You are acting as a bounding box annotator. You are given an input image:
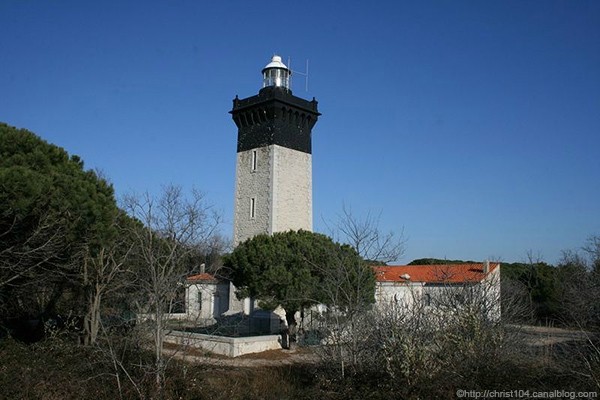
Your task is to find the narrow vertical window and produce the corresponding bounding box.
[251,150,257,171]
[423,293,431,307]
[250,197,256,219]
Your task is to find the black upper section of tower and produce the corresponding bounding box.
[230,86,320,154]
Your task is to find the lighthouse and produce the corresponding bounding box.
[231,55,321,246]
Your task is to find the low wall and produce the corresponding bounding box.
[165,331,282,357]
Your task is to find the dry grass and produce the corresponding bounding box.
[1,326,598,400]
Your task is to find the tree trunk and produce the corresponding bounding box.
[154,302,165,393]
[285,311,297,349]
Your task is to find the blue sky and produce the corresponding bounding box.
[1,0,599,264]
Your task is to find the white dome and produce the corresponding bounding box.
[263,55,289,71]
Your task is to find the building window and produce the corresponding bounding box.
[423,293,431,307]
[251,150,257,171]
[197,292,202,310]
[250,197,256,219]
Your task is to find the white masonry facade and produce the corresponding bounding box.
[233,145,312,245]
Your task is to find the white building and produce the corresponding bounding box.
[373,262,501,321]
[185,272,233,322]
[183,262,501,326]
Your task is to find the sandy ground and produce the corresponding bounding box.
[508,324,592,347]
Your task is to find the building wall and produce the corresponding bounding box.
[271,145,312,234]
[186,283,210,320]
[375,281,424,310]
[186,282,254,321]
[374,265,502,321]
[233,146,272,246]
[233,144,312,246]
[483,265,501,321]
[226,281,250,315]
[165,331,282,357]
[186,282,231,321]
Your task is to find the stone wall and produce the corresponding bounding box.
[233,146,272,245]
[271,145,312,234]
[233,144,312,246]
[165,331,282,357]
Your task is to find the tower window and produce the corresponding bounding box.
[250,198,256,219]
[423,293,431,307]
[251,150,257,171]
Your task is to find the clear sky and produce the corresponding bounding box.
[1,0,599,265]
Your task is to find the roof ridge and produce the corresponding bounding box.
[372,263,499,283]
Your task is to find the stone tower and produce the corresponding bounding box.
[231,55,320,246]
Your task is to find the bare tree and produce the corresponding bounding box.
[368,296,438,390]
[556,239,600,389]
[324,204,406,264]
[312,247,376,377]
[197,232,231,277]
[80,234,134,346]
[0,214,64,290]
[122,184,222,391]
[327,269,530,396]
[0,213,73,324]
[315,259,543,393]
[583,235,600,271]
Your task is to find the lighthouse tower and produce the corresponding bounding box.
[231,55,320,246]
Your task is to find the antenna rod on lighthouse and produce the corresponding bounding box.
[288,58,310,92]
[305,59,309,92]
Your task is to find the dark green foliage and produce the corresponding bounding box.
[0,122,119,319]
[555,246,600,329]
[224,230,375,314]
[501,261,560,322]
[408,258,477,265]
[0,123,117,246]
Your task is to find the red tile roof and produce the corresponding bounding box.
[186,272,219,283]
[373,263,499,284]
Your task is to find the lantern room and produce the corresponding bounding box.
[262,55,291,90]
